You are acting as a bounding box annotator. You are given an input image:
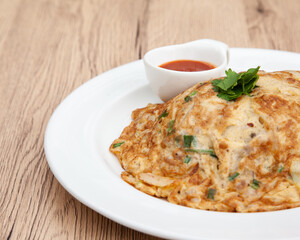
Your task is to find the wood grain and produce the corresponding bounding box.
[0,0,300,239]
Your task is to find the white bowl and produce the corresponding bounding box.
[143,39,229,102]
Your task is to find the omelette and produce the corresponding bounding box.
[110,70,300,212]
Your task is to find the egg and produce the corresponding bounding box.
[110,70,300,212]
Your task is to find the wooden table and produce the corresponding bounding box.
[1,0,300,239]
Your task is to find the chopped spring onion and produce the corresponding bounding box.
[185,148,217,158]
[278,165,284,173]
[183,135,194,148]
[184,90,197,102]
[158,110,168,120]
[209,152,218,159]
[185,148,214,154]
[207,188,216,200]
[113,141,125,148]
[184,155,191,164]
[228,172,240,181]
[167,120,175,135]
[190,90,197,96]
[184,96,191,102]
[250,179,260,190]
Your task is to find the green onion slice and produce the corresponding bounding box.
[184,90,197,102]
[185,148,214,154]
[207,188,216,200]
[228,172,240,181]
[183,135,194,148]
[113,141,125,148]
[184,155,191,164]
[278,165,284,173]
[190,90,197,97]
[185,148,217,158]
[158,110,168,120]
[167,120,175,135]
[250,179,260,190]
[184,96,191,102]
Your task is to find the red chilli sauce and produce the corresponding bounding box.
[159,60,215,72]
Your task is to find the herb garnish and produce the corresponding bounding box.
[228,172,240,181]
[167,120,175,135]
[184,155,191,164]
[212,66,260,101]
[250,179,260,190]
[183,135,194,148]
[207,188,216,200]
[278,165,284,173]
[185,148,217,158]
[158,110,168,120]
[190,90,197,96]
[184,96,191,102]
[184,90,197,102]
[209,152,218,159]
[113,141,125,148]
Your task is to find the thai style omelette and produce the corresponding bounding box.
[110,70,300,212]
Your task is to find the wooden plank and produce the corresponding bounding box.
[0,0,300,239]
[0,0,158,239]
[244,0,300,52]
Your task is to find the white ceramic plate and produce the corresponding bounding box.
[44,48,300,240]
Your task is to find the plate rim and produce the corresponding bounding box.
[44,48,300,240]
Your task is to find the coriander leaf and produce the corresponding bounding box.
[243,75,259,94]
[217,92,241,101]
[158,110,168,120]
[226,89,238,95]
[113,141,125,148]
[211,79,222,86]
[241,66,260,84]
[183,135,194,148]
[212,66,260,101]
[184,155,191,164]
[216,69,240,91]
